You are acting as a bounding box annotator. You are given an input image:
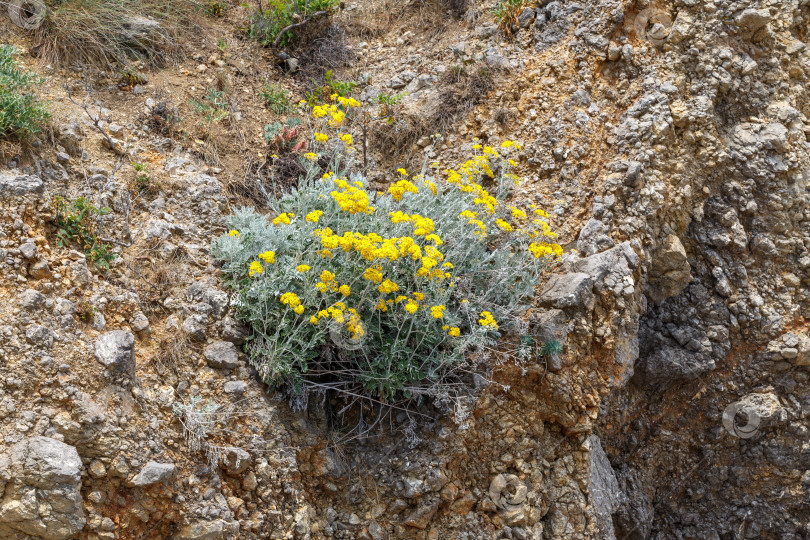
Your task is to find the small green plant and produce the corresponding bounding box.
[53,196,118,269]
[0,45,50,140]
[217,37,228,51]
[132,163,160,196]
[259,84,290,114]
[120,67,147,88]
[208,1,227,16]
[540,339,563,357]
[246,0,340,48]
[76,301,97,322]
[492,0,524,37]
[264,118,304,152]
[190,89,230,124]
[377,91,406,123]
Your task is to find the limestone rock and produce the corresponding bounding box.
[203,341,239,370]
[174,519,239,540]
[633,345,715,388]
[0,437,85,539]
[130,462,176,486]
[94,330,136,381]
[0,172,44,197]
[587,435,623,539]
[539,273,593,310]
[646,235,692,305]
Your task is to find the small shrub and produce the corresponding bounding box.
[0,45,50,140]
[146,98,181,136]
[173,395,235,467]
[492,0,523,37]
[377,91,406,123]
[212,97,563,417]
[259,84,291,114]
[190,89,230,124]
[207,1,227,17]
[76,301,97,322]
[132,163,161,196]
[52,196,118,269]
[247,0,340,48]
[119,68,147,89]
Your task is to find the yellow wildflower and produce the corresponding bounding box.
[404,300,418,314]
[378,279,400,294]
[314,132,328,143]
[297,264,311,273]
[249,261,263,277]
[306,210,323,223]
[272,213,292,226]
[341,133,353,145]
[449,327,461,337]
[478,311,498,329]
[259,250,276,264]
[496,219,513,232]
[228,229,240,237]
[430,305,445,319]
[294,305,305,315]
[339,284,351,296]
[305,152,318,161]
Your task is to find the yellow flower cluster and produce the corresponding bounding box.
[441,324,461,337]
[228,229,240,237]
[306,210,323,223]
[478,311,498,330]
[313,99,356,127]
[259,250,276,264]
[329,177,372,214]
[281,292,305,315]
[388,211,436,239]
[297,264,311,273]
[314,132,328,143]
[305,152,318,161]
[430,305,445,319]
[528,242,564,259]
[273,212,294,226]
[249,261,263,277]
[496,219,513,232]
[389,179,418,202]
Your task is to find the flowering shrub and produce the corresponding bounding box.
[212,97,563,414]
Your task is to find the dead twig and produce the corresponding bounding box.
[64,82,127,156]
[273,11,329,49]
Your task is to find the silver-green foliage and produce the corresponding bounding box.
[211,150,559,409]
[0,45,50,140]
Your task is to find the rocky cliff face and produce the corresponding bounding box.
[0,0,808,538]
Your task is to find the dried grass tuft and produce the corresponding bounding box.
[34,0,204,69]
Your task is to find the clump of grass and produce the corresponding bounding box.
[0,45,50,140]
[34,0,204,69]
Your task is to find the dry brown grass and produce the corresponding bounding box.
[33,0,205,69]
